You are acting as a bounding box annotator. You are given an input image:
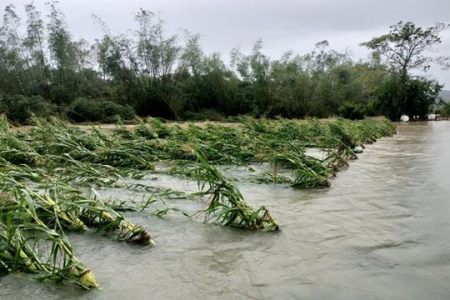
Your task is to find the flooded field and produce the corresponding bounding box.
[1,121,449,299]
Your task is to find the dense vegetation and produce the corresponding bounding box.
[0,2,442,291]
[0,115,396,288]
[0,3,448,123]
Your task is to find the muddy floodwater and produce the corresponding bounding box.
[1,121,450,299]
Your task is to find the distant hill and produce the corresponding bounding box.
[439,90,450,103]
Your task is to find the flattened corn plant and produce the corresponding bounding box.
[189,149,279,231]
[0,114,396,290]
[0,116,157,289]
[0,170,154,289]
[0,180,99,289]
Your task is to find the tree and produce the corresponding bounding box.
[404,78,442,120]
[24,3,50,97]
[374,75,404,121]
[46,1,83,104]
[230,40,271,116]
[374,75,442,121]
[361,21,450,120]
[441,102,450,117]
[0,4,27,95]
[301,40,353,118]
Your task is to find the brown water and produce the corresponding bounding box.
[1,121,450,299]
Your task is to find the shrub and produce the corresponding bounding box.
[338,102,365,120]
[64,98,135,123]
[182,109,224,121]
[0,94,55,124]
[441,102,450,117]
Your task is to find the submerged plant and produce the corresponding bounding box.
[190,149,279,231]
[0,185,99,289]
[0,165,154,289]
[0,115,396,290]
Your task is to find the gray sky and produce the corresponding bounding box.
[5,0,450,88]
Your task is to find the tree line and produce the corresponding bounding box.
[0,2,448,124]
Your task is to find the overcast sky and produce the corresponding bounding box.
[4,0,450,88]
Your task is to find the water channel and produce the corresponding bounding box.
[1,121,449,299]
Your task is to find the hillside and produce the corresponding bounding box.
[439,90,450,103]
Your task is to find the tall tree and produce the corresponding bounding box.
[0,4,26,95]
[46,1,81,104]
[134,9,185,119]
[24,3,50,97]
[230,40,271,116]
[361,21,449,119]
[301,40,353,117]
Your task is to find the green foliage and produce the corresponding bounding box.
[362,21,449,120]
[374,76,442,121]
[0,115,397,289]
[190,149,279,231]
[361,21,450,75]
[0,94,55,124]
[64,98,135,123]
[338,102,365,120]
[182,109,224,121]
[0,4,447,121]
[373,76,403,121]
[441,102,450,117]
[404,79,442,120]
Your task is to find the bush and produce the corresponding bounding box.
[0,94,56,124]
[441,102,450,117]
[338,102,365,120]
[64,98,135,123]
[182,109,224,121]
